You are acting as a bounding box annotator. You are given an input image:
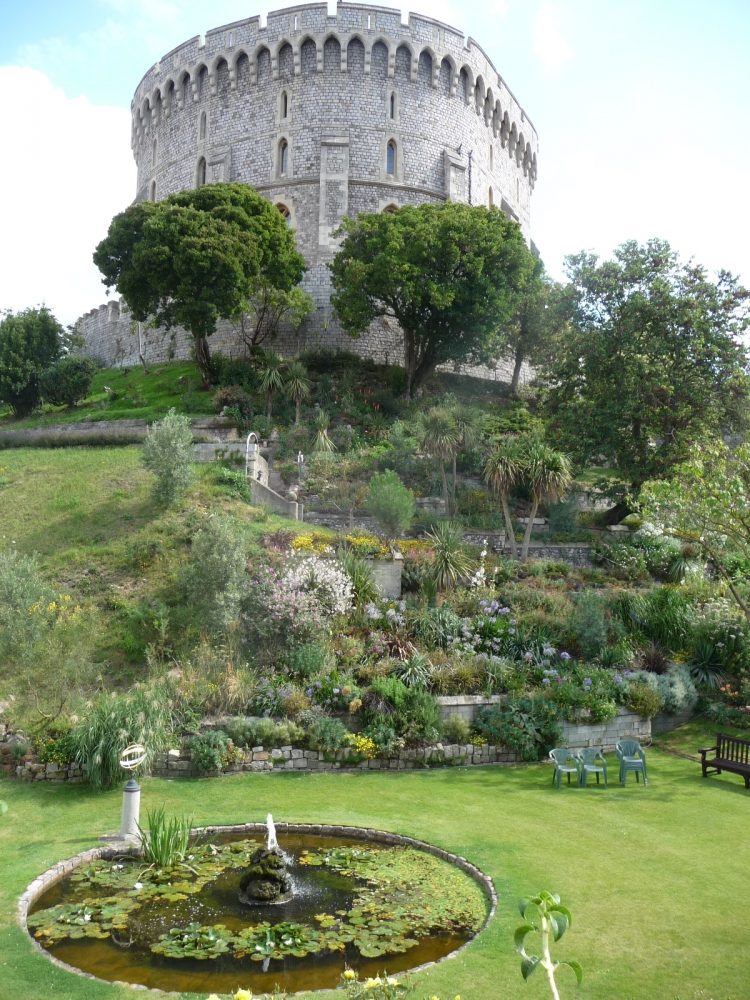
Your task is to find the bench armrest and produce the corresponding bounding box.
[700,746,717,759]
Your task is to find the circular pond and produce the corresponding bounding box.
[24,824,493,995]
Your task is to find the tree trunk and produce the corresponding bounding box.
[501,493,518,559]
[266,392,273,421]
[440,462,450,515]
[137,322,149,372]
[520,498,540,561]
[194,334,212,389]
[295,398,301,425]
[451,454,458,512]
[510,343,525,395]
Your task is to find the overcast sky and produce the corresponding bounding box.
[1,0,749,326]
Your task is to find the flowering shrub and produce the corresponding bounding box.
[282,555,353,618]
[348,733,378,758]
[291,531,335,554]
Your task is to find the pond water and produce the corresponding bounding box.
[28,830,489,994]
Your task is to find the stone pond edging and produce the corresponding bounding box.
[19,823,496,996]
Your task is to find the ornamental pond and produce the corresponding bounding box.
[26,825,491,995]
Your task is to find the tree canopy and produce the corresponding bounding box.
[93,183,306,386]
[329,203,536,398]
[541,239,750,498]
[0,307,64,417]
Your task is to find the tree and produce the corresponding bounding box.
[238,283,314,351]
[366,469,416,540]
[330,203,536,398]
[495,263,566,394]
[541,240,750,503]
[93,183,306,387]
[254,349,285,421]
[142,408,194,505]
[0,307,63,416]
[305,453,370,528]
[284,360,311,425]
[639,440,750,621]
[40,357,97,407]
[419,407,460,515]
[520,441,572,561]
[484,436,526,559]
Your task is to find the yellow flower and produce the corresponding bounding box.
[363,979,381,989]
[386,978,399,986]
[235,989,253,1000]
[343,969,357,980]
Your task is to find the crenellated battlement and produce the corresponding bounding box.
[130,3,537,183]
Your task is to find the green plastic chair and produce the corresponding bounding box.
[549,748,581,788]
[616,740,648,785]
[578,747,608,787]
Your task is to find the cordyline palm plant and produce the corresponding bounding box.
[284,359,311,425]
[254,349,285,421]
[312,409,336,453]
[420,407,460,515]
[484,435,526,559]
[521,441,572,561]
[425,521,472,591]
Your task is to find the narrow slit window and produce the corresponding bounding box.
[197,157,206,187]
[279,139,289,175]
[199,111,207,139]
[386,140,396,176]
[389,92,396,119]
[281,91,288,118]
[150,180,157,201]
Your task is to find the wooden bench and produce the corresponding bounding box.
[700,733,750,789]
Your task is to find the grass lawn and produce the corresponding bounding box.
[1,745,748,1000]
[0,363,213,428]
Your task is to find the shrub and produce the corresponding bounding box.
[183,515,248,636]
[592,539,649,582]
[215,466,251,502]
[141,408,194,504]
[393,652,432,688]
[222,717,305,748]
[624,681,663,718]
[0,548,54,663]
[442,716,471,743]
[424,521,472,591]
[282,555,354,618]
[189,730,238,773]
[412,605,464,650]
[287,642,332,679]
[69,688,175,790]
[570,591,609,660]
[628,663,698,715]
[213,384,253,419]
[474,697,562,761]
[366,469,416,539]
[307,716,351,756]
[363,720,404,755]
[338,547,378,606]
[40,356,97,407]
[617,587,692,651]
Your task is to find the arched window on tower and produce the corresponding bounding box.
[386,140,397,177]
[389,91,396,119]
[488,187,494,208]
[489,144,493,171]
[276,202,291,223]
[196,156,206,187]
[199,111,207,140]
[281,90,289,119]
[150,180,157,201]
[152,139,157,166]
[279,139,289,176]
[382,203,399,214]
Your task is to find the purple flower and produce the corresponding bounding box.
[560,651,572,661]
[542,677,551,686]
[583,677,592,689]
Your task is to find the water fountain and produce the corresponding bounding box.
[23,820,494,995]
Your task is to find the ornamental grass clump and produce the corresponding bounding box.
[69,688,175,791]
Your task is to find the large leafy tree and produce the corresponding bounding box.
[330,203,536,398]
[640,440,750,621]
[541,240,750,501]
[93,183,306,387]
[0,307,64,416]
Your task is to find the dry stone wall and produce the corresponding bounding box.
[78,3,536,386]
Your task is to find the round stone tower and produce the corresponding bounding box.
[82,3,538,374]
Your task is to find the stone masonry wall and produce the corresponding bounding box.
[78,3,536,387]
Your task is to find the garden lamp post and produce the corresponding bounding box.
[118,743,147,842]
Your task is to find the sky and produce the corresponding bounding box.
[1,0,749,326]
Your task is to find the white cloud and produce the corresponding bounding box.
[533,1,573,72]
[0,67,135,326]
